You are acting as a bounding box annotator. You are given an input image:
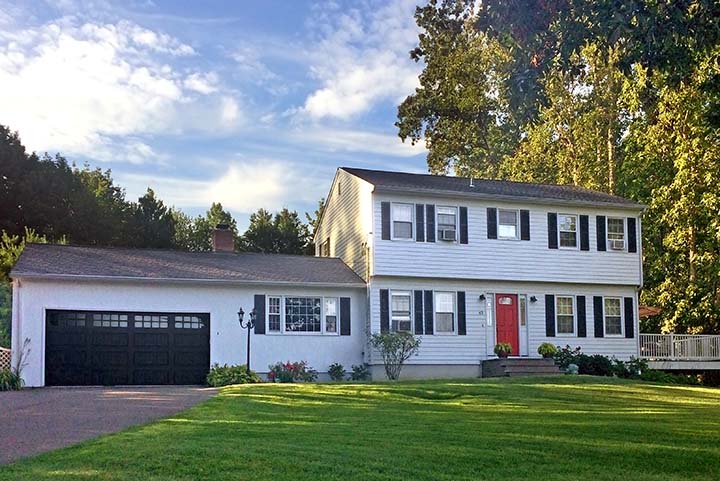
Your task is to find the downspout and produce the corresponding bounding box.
[10,279,20,371]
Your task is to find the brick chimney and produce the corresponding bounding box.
[212,224,234,252]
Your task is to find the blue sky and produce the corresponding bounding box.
[0,0,428,228]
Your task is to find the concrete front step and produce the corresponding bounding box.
[482,358,562,378]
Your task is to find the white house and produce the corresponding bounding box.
[10,167,644,386]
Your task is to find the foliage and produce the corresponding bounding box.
[237,208,312,255]
[173,203,239,252]
[370,332,421,380]
[4,378,720,480]
[0,368,23,391]
[349,363,370,381]
[493,342,512,356]
[267,361,318,383]
[640,369,701,386]
[554,345,583,369]
[328,362,346,381]
[537,342,557,358]
[206,363,261,387]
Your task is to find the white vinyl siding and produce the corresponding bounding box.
[391,203,414,240]
[604,297,623,336]
[434,291,455,334]
[391,291,412,332]
[498,209,519,240]
[558,214,578,248]
[555,296,575,335]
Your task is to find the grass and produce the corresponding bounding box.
[2,376,719,480]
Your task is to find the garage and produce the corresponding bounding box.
[45,310,210,386]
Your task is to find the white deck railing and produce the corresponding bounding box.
[0,347,11,371]
[639,334,720,361]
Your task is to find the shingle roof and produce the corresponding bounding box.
[342,167,643,209]
[11,244,366,286]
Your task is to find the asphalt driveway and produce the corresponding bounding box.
[0,386,217,465]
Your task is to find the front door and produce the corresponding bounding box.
[495,294,519,356]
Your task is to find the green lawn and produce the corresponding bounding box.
[2,377,719,481]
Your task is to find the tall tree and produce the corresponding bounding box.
[238,208,312,255]
[131,189,175,249]
[173,203,238,252]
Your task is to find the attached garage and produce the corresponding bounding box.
[45,310,210,386]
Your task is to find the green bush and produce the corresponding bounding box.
[554,345,583,368]
[537,342,557,358]
[328,363,346,381]
[0,368,23,391]
[268,361,318,383]
[206,363,261,387]
[640,370,701,385]
[493,342,512,356]
[371,332,421,380]
[350,363,370,381]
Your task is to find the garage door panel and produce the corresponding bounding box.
[46,310,209,386]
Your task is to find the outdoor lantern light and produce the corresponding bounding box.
[478,294,486,302]
[238,307,257,375]
[530,296,538,303]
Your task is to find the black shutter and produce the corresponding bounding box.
[426,204,436,242]
[415,204,425,242]
[624,297,635,338]
[254,294,266,334]
[423,290,434,335]
[381,202,391,240]
[593,296,604,338]
[547,213,558,249]
[487,208,498,239]
[459,207,468,244]
[380,289,390,333]
[577,295,586,337]
[340,297,351,336]
[414,290,424,335]
[520,209,530,241]
[627,217,637,253]
[580,215,590,251]
[545,294,555,337]
[596,216,606,251]
[457,291,466,335]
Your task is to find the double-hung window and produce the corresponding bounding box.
[437,206,457,241]
[604,297,623,336]
[555,296,575,335]
[268,296,281,332]
[391,203,413,240]
[606,218,625,251]
[434,291,455,333]
[498,209,519,239]
[391,291,412,332]
[284,297,322,333]
[324,298,338,334]
[558,214,578,248]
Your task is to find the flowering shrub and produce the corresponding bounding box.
[268,361,318,383]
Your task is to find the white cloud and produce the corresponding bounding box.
[291,127,425,158]
[118,160,319,213]
[0,17,237,163]
[220,96,240,123]
[300,0,421,119]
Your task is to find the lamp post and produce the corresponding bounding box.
[238,307,257,375]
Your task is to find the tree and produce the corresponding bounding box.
[173,203,238,252]
[370,331,421,380]
[305,198,326,255]
[237,208,312,255]
[131,189,176,249]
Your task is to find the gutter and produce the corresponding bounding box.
[9,272,367,289]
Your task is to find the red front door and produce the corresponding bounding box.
[496,294,519,356]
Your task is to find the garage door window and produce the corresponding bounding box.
[135,315,169,329]
[175,315,204,329]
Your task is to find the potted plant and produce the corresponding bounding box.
[494,342,512,358]
[537,342,557,359]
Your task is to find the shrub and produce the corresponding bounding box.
[370,332,421,380]
[0,368,23,391]
[640,370,701,385]
[350,363,371,381]
[494,342,512,356]
[612,357,649,379]
[537,342,557,358]
[554,345,582,369]
[206,363,261,387]
[268,361,318,383]
[328,363,346,381]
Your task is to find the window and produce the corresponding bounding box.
[604,298,623,336]
[434,291,455,333]
[555,296,575,335]
[558,214,578,248]
[285,297,322,332]
[325,298,338,334]
[498,209,519,239]
[391,291,412,332]
[135,314,168,329]
[173,315,202,329]
[391,203,413,239]
[437,206,457,241]
[268,296,281,332]
[607,218,625,251]
[320,238,330,257]
[519,295,527,327]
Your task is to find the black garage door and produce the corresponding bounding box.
[46,310,210,386]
